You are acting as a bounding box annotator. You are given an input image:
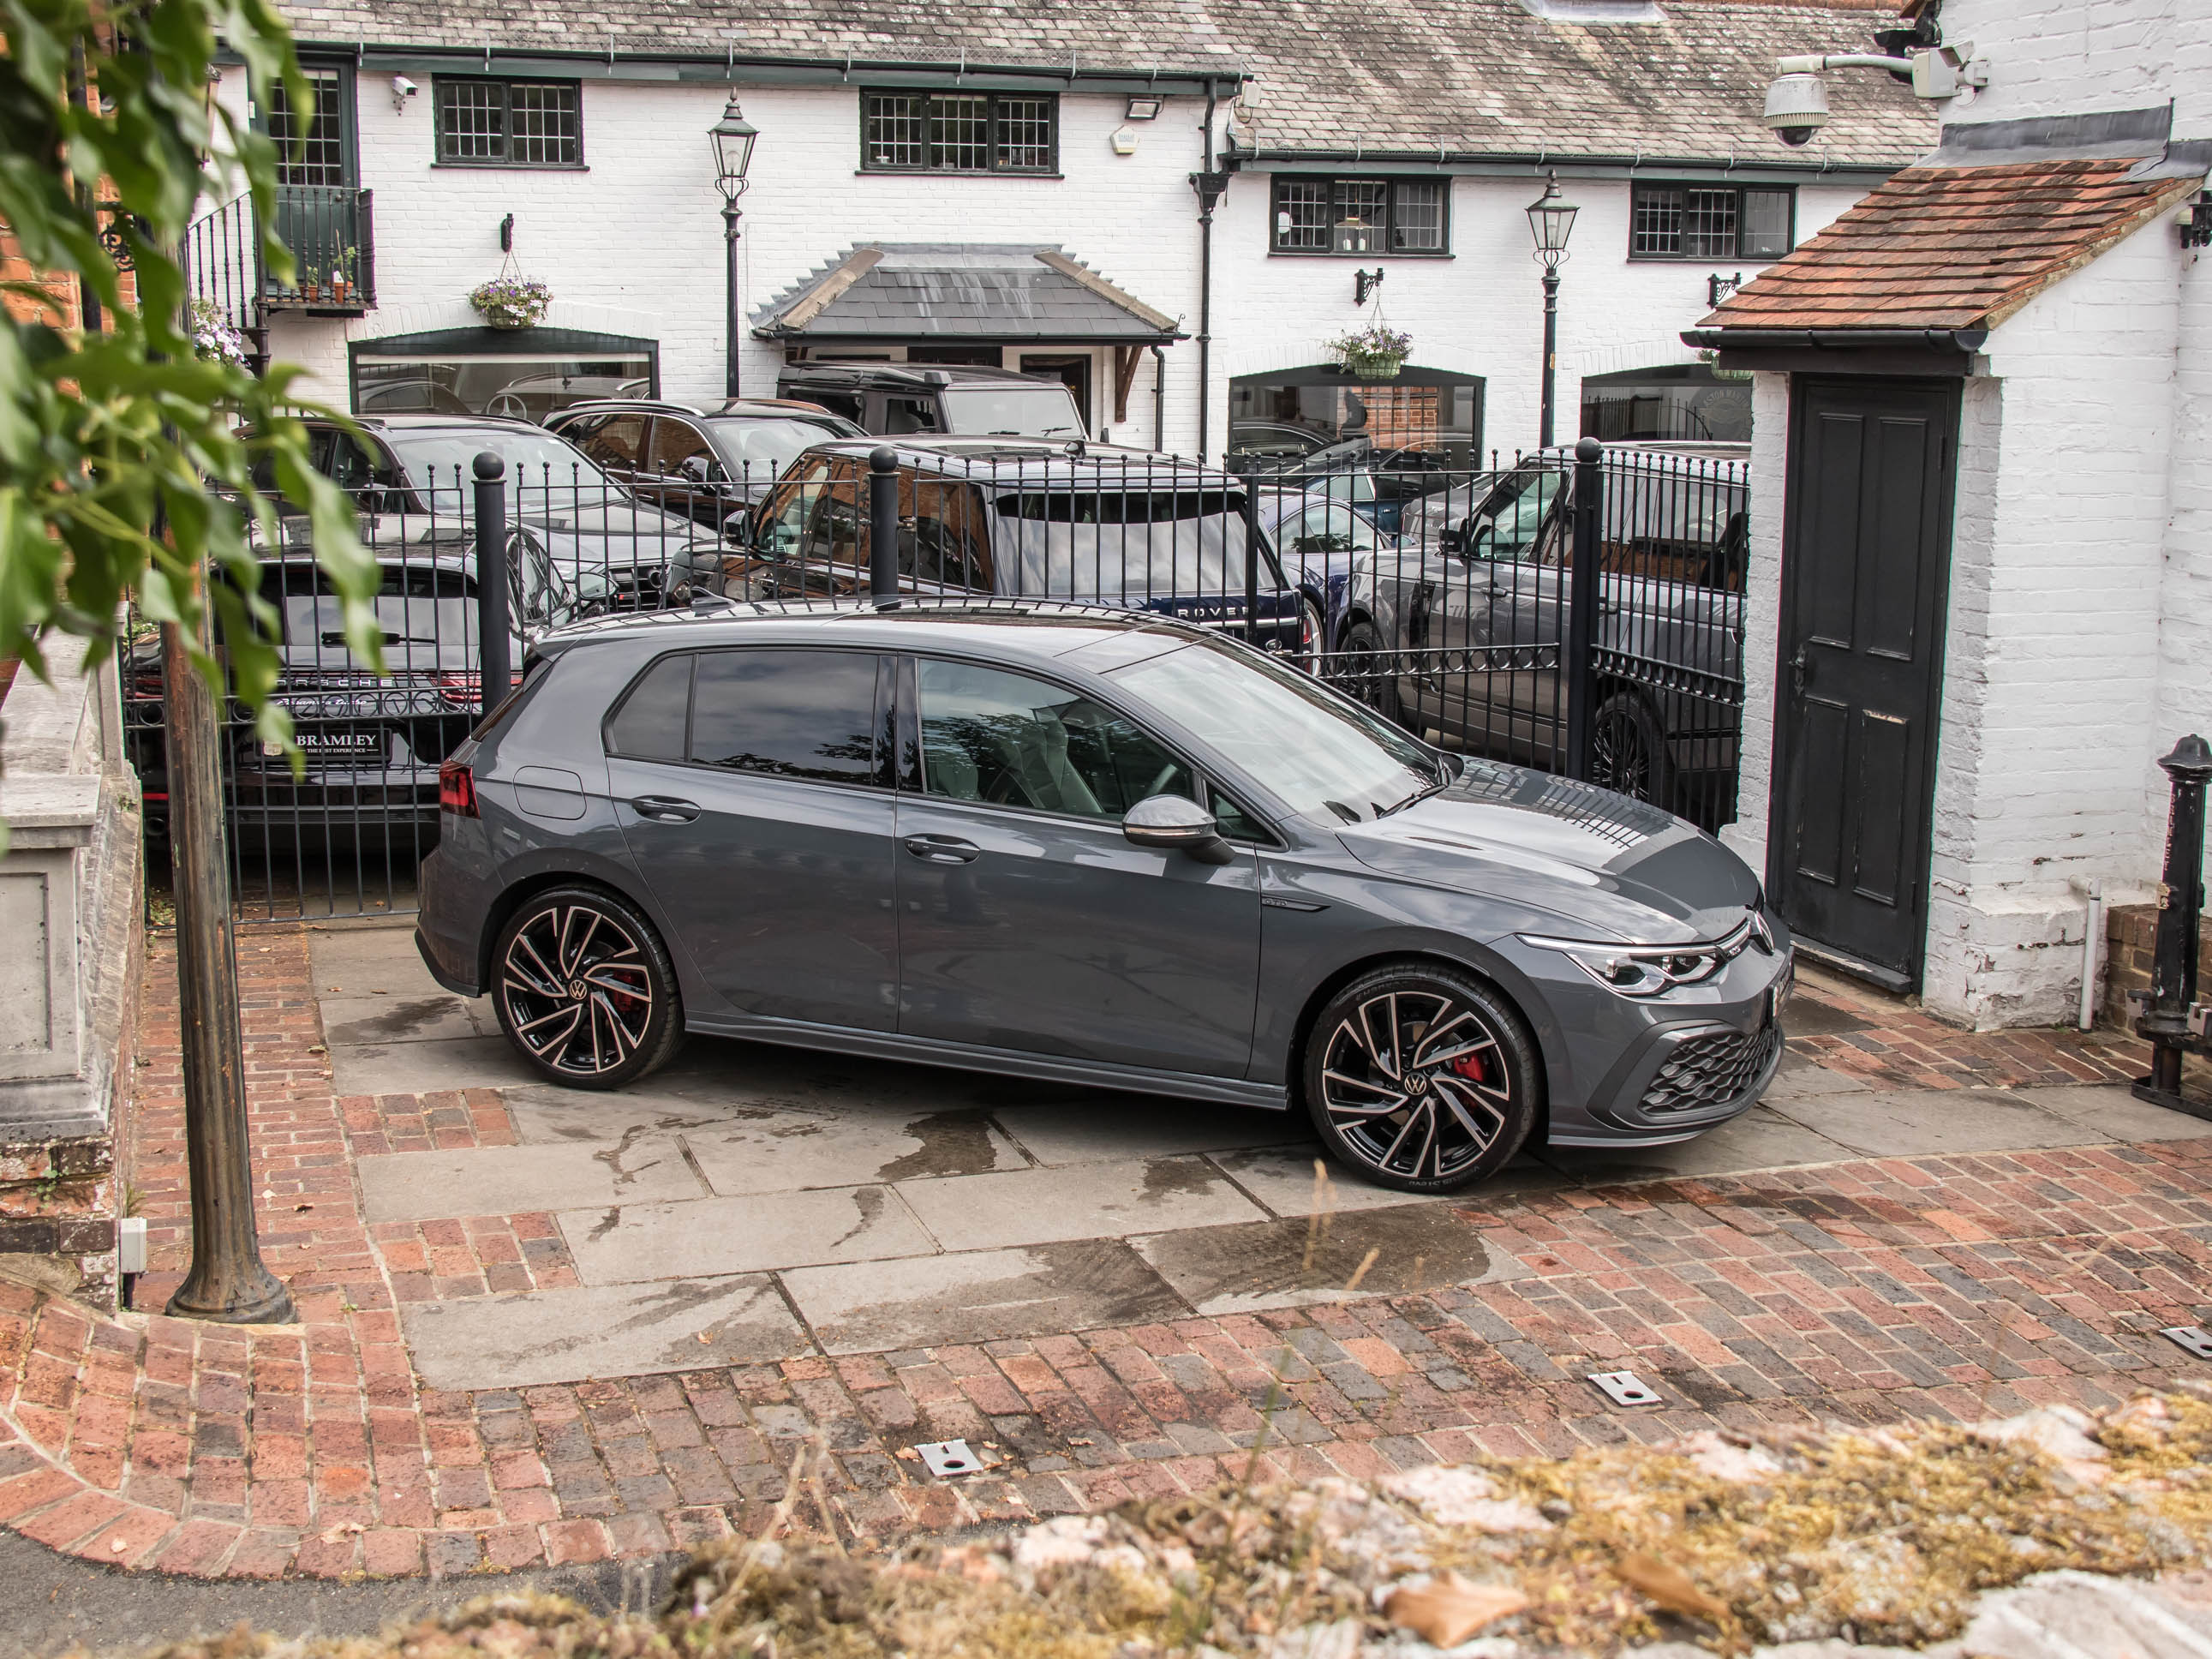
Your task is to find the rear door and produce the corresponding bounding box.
[607,646,900,1029]
[894,655,1260,1075]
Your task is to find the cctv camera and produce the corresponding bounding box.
[1763,72,1829,147]
[392,74,419,99]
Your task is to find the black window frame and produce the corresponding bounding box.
[1268,174,1451,257]
[601,646,893,790]
[433,75,585,170]
[1627,182,1796,262]
[858,88,1060,176]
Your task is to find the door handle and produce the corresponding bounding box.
[904,834,979,864]
[630,795,701,824]
[1791,646,1812,698]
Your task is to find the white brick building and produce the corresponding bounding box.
[198,0,1929,461]
[1694,0,2211,1027]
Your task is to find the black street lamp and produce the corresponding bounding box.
[710,98,758,401]
[1525,170,1580,448]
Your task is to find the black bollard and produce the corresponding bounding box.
[869,446,900,608]
[2131,733,2212,1120]
[472,452,511,717]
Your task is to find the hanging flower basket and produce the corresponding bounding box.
[1327,322,1413,382]
[469,275,553,331]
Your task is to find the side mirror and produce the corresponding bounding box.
[1122,794,1233,863]
[1438,526,1467,559]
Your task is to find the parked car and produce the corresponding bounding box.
[129,540,589,846]
[1339,445,1750,812]
[726,438,1306,651]
[775,363,1088,440]
[1258,494,1389,652]
[1242,438,1462,536]
[544,398,866,531]
[269,414,728,609]
[415,600,1792,1193]
[483,374,651,422]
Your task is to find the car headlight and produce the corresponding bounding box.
[1520,914,1772,997]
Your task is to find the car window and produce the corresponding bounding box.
[882,396,943,436]
[1467,470,1563,562]
[915,659,1199,821]
[994,488,1285,599]
[689,650,879,784]
[646,418,723,482]
[900,476,993,591]
[1288,506,1375,556]
[571,412,646,473]
[756,454,831,559]
[605,654,692,761]
[704,417,852,488]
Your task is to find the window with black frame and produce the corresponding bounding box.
[861,90,1058,174]
[435,77,583,167]
[1270,177,1450,255]
[1629,183,1794,260]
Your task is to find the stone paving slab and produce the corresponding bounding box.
[683,1108,1030,1193]
[1786,1086,2113,1158]
[358,1141,707,1224]
[783,1240,1189,1356]
[2025,1083,2212,1142]
[895,1154,1272,1250]
[332,1033,532,1096]
[1539,1106,1855,1185]
[989,1099,1312,1165]
[1133,1203,1531,1317]
[398,1277,809,1392]
[559,1187,939,1283]
[321,994,493,1047]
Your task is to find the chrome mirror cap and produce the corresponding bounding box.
[1123,794,1229,859]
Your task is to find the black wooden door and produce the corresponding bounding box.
[1771,377,1958,989]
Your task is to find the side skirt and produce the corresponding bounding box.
[683,1013,1291,1111]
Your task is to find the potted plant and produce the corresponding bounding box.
[469,274,553,331]
[187,297,247,365]
[1327,321,1412,381]
[331,246,357,302]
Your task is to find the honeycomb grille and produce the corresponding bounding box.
[1641,1021,1782,1116]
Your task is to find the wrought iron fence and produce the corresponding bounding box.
[129,432,1749,924]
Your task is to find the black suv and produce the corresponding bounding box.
[774,364,1088,440]
[543,398,865,530]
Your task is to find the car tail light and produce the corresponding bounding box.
[433,671,480,709]
[439,759,478,818]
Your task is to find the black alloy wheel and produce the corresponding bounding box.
[1589,690,1672,808]
[1302,965,1540,1193]
[493,885,684,1088]
[1335,620,1403,726]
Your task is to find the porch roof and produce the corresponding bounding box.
[1689,158,2200,336]
[750,244,1182,344]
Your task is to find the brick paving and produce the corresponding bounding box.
[0,926,2204,1579]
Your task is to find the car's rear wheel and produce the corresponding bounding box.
[1336,620,1402,725]
[493,885,684,1089]
[1301,964,1540,1193]
[1589,690,1671,808]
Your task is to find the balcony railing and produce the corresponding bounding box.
[182,183,376,359]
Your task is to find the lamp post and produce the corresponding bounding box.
[1525,170,1580,448]
[709,97,758,402]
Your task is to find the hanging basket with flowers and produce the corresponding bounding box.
[469,275,553,331]
[188,297,248,366]
[1326,321,1413,381]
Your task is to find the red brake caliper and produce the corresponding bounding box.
[1450,1051,1492,1087]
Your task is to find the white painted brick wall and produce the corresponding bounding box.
[216,66,1872,460]
[1935,0,2209,135]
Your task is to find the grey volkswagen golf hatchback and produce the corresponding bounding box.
[415,600,1791,1193]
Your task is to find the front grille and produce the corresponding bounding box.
[1641,1021,1781,1116]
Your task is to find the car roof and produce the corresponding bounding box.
[339,413,544,434]
[794,437,1246,484]
[547,398,851,424]
[533,596,1211,661]
[777,363,1068,391]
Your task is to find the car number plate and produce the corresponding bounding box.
[272,729,386,757]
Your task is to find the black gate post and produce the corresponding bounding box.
[472,453,510,717]
[869,446,900,608]
[1563,436,1603,781]
[1242,482,1261,647]
[2133,733,2212,1117]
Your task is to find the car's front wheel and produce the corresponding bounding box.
[1301,964,1540,1193]
[493,885,684,1089]
[1336,620,1402,725]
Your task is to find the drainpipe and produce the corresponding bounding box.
[1190,83,1229,464]
[2071,876,2104,1032]
[1151,344,1168,452]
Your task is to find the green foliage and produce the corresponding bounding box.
[0,0,384,852]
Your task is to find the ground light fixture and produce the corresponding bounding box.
[1526,171,1579,448]
[709,98,758,398]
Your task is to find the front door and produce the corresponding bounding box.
[894,655,1260,1076]
[607,646,900,1029]
[263,62,361,300]
[1770,377,1958,989]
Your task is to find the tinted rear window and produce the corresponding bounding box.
[688,650,879,784]
[606,654,692,761]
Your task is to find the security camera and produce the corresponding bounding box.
[1762,71,1830,147]
[391,74,419,111]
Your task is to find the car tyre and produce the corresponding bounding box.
[1336,620,1402,725]
[492,884,685,1090]
[1589,690,1672,808]
[1301,963,1540,1193]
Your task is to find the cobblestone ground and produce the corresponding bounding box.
[0,928,2205,1581]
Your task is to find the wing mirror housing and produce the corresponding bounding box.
[1122,794,1234,863]
[1438,524,1468,559]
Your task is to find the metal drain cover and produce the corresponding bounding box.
[2160,1326,2212,1361]
[916,1439,983,1478]
[1588,1369,1664,1407]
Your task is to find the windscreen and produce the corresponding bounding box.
[707,418,848,480]
[940,386,1085,438]
[994,488,1277,600]
[386,430,619,496]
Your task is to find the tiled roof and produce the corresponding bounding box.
[1699,159,2198,332]
[752,244,1181,340]
[273,0,1933,169]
